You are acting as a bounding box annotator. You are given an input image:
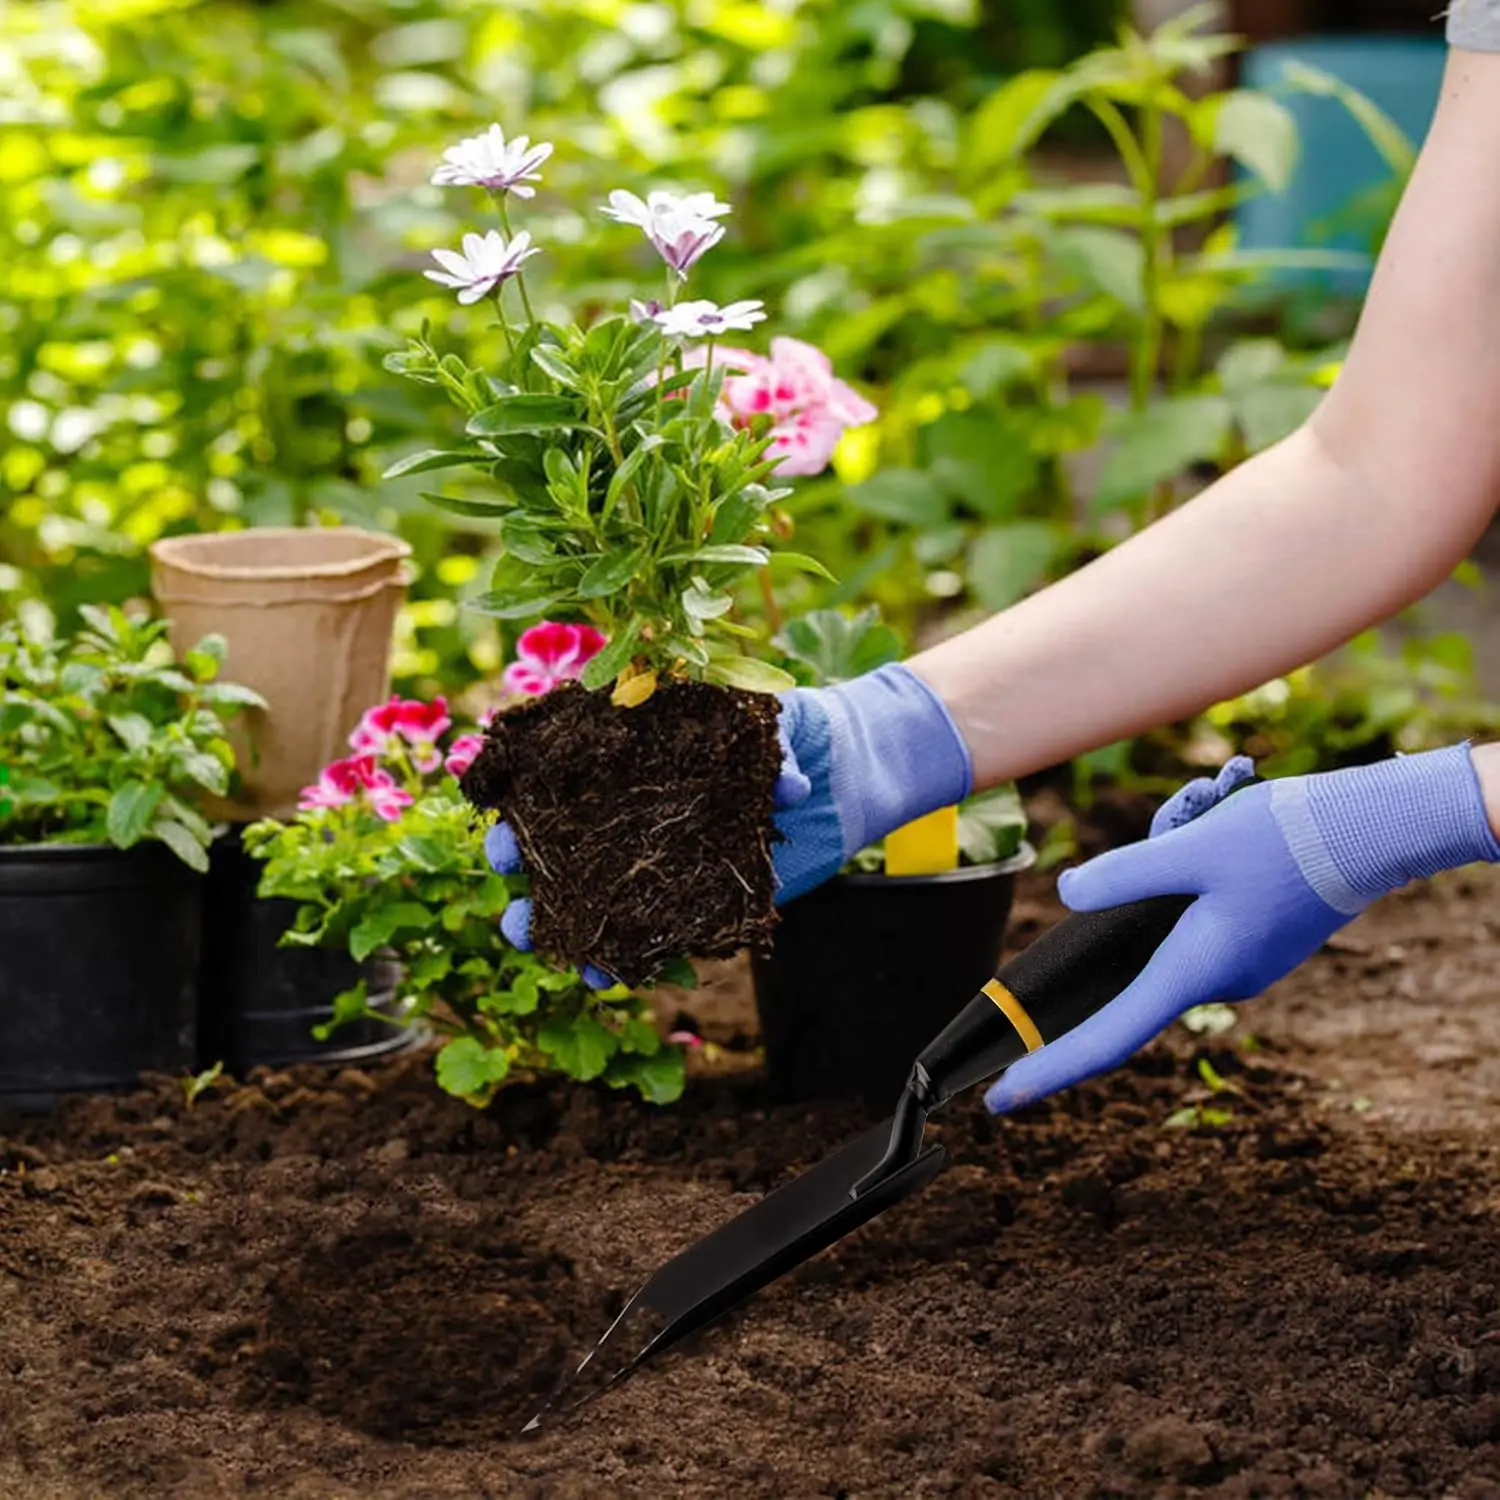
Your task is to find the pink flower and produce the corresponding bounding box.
[698,337,877,478]
[297,754,414,823]
[350,696,452,769]
[445,733,484,778]
[501,621,608,697]
[668,1030,704,1049]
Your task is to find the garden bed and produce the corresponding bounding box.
[5,869,1500,1499]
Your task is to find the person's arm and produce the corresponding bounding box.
[911,44,1500,789]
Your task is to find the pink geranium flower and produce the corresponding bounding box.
[501,621,607,697]
[445,733,484,778]
[298,754,414,823]
[695,337,878,477]
[350,695,452,771]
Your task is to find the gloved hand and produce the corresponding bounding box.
[983,744,1500,1115]
[486,662,973,979]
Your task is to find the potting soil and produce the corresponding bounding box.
[5,868,1500,1498]
[461,679,783,987]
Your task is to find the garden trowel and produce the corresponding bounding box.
[523,884,1203,1433]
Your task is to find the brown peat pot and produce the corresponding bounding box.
[0,842,202,1111]
[751,844,1036,1107]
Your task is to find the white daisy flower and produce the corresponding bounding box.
[601,188,733,277]
[653,299,768,338]
[431,125,552,197]
[424,230,541,304]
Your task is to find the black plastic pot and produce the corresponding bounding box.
[750,844,1037,1107]
[196,833,415,1073]
[0,843,203,1111]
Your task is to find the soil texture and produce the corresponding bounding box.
[7,868,1500,1496]
[461,679,782,987]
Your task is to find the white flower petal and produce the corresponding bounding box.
[457,279,496,304]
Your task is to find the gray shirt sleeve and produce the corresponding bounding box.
[1449,0,1500,50]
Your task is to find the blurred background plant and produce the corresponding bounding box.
[2,0,1490,792]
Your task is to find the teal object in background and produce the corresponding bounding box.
[1235,36,1446,291]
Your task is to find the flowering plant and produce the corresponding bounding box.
[384,125,876,703]
[242,680,685,1107]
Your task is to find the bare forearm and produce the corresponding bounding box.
[911,48,1500,790]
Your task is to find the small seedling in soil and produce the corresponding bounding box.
[182,1061,224,1108]
[1164,1057,1243,1130]
[386,129,877,984]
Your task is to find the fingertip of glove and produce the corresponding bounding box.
[498,897,532,949]
[582,962,614,991]
[484,821,522,874]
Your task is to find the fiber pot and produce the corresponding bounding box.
[750,844,1037,1107]
[0,843,202,1111]
[148,527,412,823]
[196,832,413,1074]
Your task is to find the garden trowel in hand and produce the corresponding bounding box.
[523,884,1203,1433]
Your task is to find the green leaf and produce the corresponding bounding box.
[197,681,269,710]
[611,1049,686,1105]
[965,68,1071,174]
[1093,395,1234,512]
[577,548,644,599]
[107,781,163,849]
[467,591,563,622]
[846,470,949,528]
[580,620,642,690]
[619,1017,662,1056]
[661,543,769,568]
[529,345,581,388]
[420,491,511,520]
[1232,382,1322,453]
[774,607,904,686]
[108,714,155,753]
[683,583,734,624]
[957,784,1027,866]
[765,551,836,582]
[966,523,1066,611]
[652,956,698,989]
[150,816,208,872]
[1280,60,1415,176]
[435,1037,512,1100]
[537,1014,618,1081]
[312,982,371,1042]
[604,434,664,517]
[703,655,796,693]
[922,412,1039,520]
[382,449,490,480]
[1197,90,1299,192]
[1052,227,1144,312]
[466,395,590,437]
[178,748,229,795]
[350,901,435,962]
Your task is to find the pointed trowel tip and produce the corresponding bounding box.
[522,1413,544,1435]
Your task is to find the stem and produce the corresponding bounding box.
[496,196,537,327]
[758,569,783,633]
[493,293,514,359]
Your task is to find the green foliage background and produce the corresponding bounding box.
[2,0,1488,780]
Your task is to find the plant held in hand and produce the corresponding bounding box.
[385,129,876,984]
[244,694,685,1107]
[0,607,265,870]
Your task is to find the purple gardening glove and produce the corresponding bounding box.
[984,745,1500,1115]
[485,662,972,978]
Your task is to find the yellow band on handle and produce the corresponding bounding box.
[982,979,1044,1054]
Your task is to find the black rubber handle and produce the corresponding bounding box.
[913,893,1192,1107]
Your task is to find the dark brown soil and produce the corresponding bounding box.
[461,679,783,987]
[6,868,1500,1499]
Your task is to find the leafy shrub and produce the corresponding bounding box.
[0,606,265,867]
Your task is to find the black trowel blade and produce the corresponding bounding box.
[524,1119,948,1431]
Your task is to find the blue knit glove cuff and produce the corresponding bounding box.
[1272,743,1500,916]
[822,663,973,858]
